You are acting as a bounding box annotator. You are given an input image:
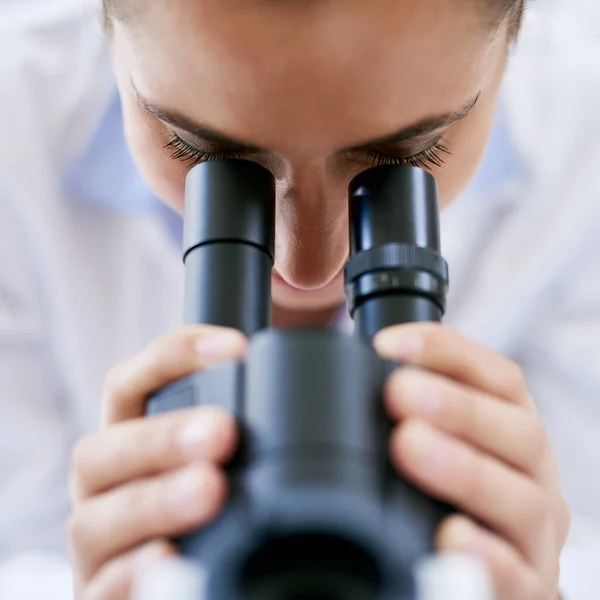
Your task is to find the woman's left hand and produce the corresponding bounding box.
[374,323,570,600]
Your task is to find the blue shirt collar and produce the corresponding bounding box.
[62,93,183,241]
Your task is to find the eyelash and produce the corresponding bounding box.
[164,133,452,171]
[164,135,247,167]
[365,138,451,170]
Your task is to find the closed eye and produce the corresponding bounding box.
[164,132,452,172]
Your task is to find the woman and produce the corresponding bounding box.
[1,1,599,599]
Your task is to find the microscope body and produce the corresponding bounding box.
[147,160,452,600]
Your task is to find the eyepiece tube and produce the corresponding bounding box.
[345,166,449,342]
[183,160,276,337]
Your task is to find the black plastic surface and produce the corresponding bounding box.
[345,166,448,341]
[184,244,272,336]
[183,160,276,260]
[348,166,440,254]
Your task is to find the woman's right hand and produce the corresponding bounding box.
[68,325,248,600]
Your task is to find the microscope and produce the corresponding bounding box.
[138,160,495,600]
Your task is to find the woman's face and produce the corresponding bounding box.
[110,0,510,315]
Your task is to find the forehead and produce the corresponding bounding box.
[117,0,502,154]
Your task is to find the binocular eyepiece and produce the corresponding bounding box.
[148,160,452,600]
[181,159,448,340]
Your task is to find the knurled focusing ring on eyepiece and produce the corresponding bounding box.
[345,244,448,283]
[344,243,449,317]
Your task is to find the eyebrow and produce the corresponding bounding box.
[349,92,481,151]
[131,78,480,153]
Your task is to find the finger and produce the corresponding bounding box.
[390,419,549,564]
[436,515,544,600]
[83,541,176,600]
[71,406,237,502]
[69,464,226,583]
[385,368,550,479]
[374,323,534,409]
[102,325,247,425]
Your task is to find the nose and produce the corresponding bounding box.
[273,167,349,290]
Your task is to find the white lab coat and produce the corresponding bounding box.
[0,2,599,599]
[543,0,600,39]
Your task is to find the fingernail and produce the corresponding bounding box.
[374,330,423,362]
[394,372,442,417]
[167,469,209,520]
[195,331,244,359]
[177,413,222,458]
